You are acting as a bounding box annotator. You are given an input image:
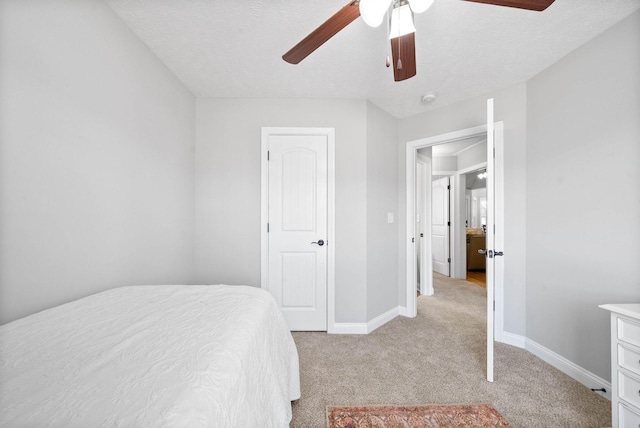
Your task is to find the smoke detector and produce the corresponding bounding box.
[421,92,437,104]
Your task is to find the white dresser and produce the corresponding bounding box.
[600,304,640,428]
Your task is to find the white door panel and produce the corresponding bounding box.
[267,134,328,331]
[281,252,316,307]
[432,177,450,276]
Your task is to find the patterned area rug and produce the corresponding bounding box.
[326,404,512,428]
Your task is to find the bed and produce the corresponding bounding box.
[0,284,300,427]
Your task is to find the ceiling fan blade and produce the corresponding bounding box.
[283,1,360,64]
[462,0,555,12]
[390,33,417,82]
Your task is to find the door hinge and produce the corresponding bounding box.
[447,258,451,263]
[412,237,415,243]
[267,223,269,233]
[447,221,450,226]
[447,185,450,190]
[493,300,496,311]
[267,151,270,161]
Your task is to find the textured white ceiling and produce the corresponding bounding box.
[105,0,640,118]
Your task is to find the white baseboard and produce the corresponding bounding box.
[398,305,410,317]
[500,331,526,348]
[525,337,611,400]
[330,306,400,334]
[329,322,368,334]
[367,306,399,333]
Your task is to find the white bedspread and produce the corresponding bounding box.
[0,285,300,428]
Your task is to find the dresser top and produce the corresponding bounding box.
[599,303,640,320]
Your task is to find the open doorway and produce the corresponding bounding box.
[414,136,488,291]
[406,101,504,383]
[404,122,504,338]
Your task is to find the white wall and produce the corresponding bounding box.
[195,98,369,323]
[398,83,528,336]
[526,9,640,380]
[432,155,457,172]
[0,0,196,324]
[366,102,399,320]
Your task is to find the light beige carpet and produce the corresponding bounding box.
[290,273,611,427]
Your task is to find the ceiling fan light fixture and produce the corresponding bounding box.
[359,0,392,27]
[389,4,416,39]
[282,0,555,83]
[407,0,435,14]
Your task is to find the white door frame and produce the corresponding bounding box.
[404,123,505,344]
[416,154,433,296]
[260,127,336,332]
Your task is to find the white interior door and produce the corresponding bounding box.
[432,177,450,276]
[486,99,496,382]
[265,133,328,331]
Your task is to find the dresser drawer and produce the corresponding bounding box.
[619,402,640,428]
[620,344,640,377]
[619,370,640,409]
[619,316,640,348]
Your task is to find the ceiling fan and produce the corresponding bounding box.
[282,0,555,82]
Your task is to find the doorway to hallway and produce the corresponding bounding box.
[404,105,505,382]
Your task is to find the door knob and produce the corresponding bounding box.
[480,250,505,256]
[311,239,325,246]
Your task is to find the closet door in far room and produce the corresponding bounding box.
[432,176,450,276]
